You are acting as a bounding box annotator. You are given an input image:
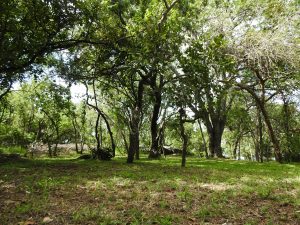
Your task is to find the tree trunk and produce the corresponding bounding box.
[75,138,79,153]
[95,113,101,159]
[80,138,84,154]
[198,120,208,158]
[47,142,52,157]
[135,136,140,160]
[86,82,116,157]
[126,77,144,163]
[148,92,162,158]
[98,111,116,157]
[282,95,292,162]
[99,118,103,148]
[237,83,283,163]
[233,135,241,160]
[0,82,12,101]
[179,108,188,167]
[128,107,140,163]
[121,131,129,153]
[254,144,260,162]
[254,119,260,162]
[158,118,166,156]
[53,142,58,157]
[238,141,241,160]
[79,130,85,154]
[148,75,163,159]
[72,120,79,154]
[128,133,135,163]
[53,124,60,157]
[258,108,263,163]
[207,122,224,158]
[259,102,283,163]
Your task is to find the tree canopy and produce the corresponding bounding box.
[0,0,300,164]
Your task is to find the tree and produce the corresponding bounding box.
[0,0,116,100]
[33,78,73,156]
[233,20,300,162]
[85,81,116,159]
[226,95,257,160]
[55,0,189,163]
[179,34,235,158]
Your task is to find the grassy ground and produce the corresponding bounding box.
[1,155,300,225]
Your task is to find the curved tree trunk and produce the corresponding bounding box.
[236,83,283,163]
[98,110,116,157]
[86,83,116,158]
[259,102,282,162]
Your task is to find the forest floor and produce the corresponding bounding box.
[1,155,300,225]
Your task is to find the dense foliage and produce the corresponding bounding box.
[0,0,299,164]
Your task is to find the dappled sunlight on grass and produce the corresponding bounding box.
[1,156,300,224]
[198,182,237,191]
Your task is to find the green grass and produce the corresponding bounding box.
[1,156,300,224]
[0,146,27,155]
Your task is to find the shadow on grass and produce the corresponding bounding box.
[1,155,300,225]
[1,155,300,184]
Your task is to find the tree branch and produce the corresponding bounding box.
[158,0,180,31]
[0,82,12,101]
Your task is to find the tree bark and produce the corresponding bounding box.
[189,91,228,158]
[53,142,58,157]
[207,120,225,158]
[257,97,282,162]
[148,74,163,159]
[148,90,162,158]
[258,107,263,162]
[254,107,261,162]
[128,107,140,163]
[127,80,144,163]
